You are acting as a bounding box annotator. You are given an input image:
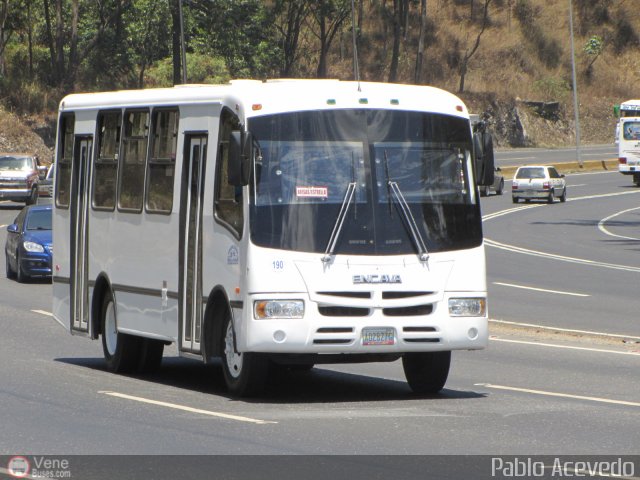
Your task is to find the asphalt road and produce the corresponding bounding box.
[481,169,640,336]
[495,144,617,167]
[0,166,638,478]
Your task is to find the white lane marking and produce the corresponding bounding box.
[476,383,640,407]
[493,282,589,297]
[500,156,535,161]
[490,337,640,356]
[566,183,587,187]
[485,238,640,273]
[99,391,277,425]
[32,309,53,316]
[482,189,640,221]
[491,319,640,341]
[598,206,640,241]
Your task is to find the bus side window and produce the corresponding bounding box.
[55,113,74,208]
[118,109,149,212]
[146,109,178,214]
[93,110,121,210]
[214,108,243,237]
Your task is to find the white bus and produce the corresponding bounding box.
[52,79,491,396]
[615,100,640,185]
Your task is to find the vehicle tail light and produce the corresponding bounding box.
[543,181,550,190]
[512,181,518,189]
[619,157,627,165]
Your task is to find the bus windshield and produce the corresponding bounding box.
[623,121,640,141]
[249,109,482,255]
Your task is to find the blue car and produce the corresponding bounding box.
[5,204,52,282]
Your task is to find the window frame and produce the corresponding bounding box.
[213,108,243,239]
[55,113,75,209]
[117,108,151,213]
[145,107,180,215]
[92,109,122,212]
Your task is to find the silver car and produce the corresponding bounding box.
[512,165,566,204]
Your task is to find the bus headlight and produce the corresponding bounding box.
[23,241,45,253]
[448,298,486,317]
[254,300,304,319]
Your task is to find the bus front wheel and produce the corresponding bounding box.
[220,311,268,397]
[101,290,141,373]
[402,351,451,394]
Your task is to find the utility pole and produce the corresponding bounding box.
[569,0,582,167]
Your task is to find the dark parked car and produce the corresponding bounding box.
[5,204,52,282]
[479,167,504,196]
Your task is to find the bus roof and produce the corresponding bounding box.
[620,99,640,111]
[59,79,469,120]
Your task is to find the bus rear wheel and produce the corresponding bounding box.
[101,290,141,373]
[220,311,268,397]
[402,351,451,394]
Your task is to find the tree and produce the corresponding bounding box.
[414,0,427,84]
[308,0,350,78]
[458,0,492,93]
[583,34,604,80]
[387,0,410,83]
[126,0,172,87]
[272,0,309,77]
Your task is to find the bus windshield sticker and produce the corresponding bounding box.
[296,186,328,198]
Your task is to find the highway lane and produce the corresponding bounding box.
[481,169,640,336]
[0,186,639,467]
[495,144,617,168]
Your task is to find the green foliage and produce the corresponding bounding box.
[584,35,604,56]
[144,54,231,87]
[532,77,570,100]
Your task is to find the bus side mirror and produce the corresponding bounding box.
[474,131,495,186]
[228,131,252,187]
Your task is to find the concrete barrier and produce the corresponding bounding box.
[499,159,618,178]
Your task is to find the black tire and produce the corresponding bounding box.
[220,310,268,397]
[25,187,38,206]
[402,351,451,394]
[6,252,16,279]
[512,196,519,204]
[479,186,487,197]
[496,179,504,195]
[100,289,141,373]
[560,188,567,202]
[15,252,28,283]
[137,338,164,373]
[547,190,555,204]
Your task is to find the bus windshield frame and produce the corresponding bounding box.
[248,109,482,256]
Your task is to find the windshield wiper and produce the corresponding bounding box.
[321,182,356,263]
[383,150,429,263]
[321,153,359,264]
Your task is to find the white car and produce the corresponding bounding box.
[512,165,566,204]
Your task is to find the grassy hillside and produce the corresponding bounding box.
[2,0,637,153]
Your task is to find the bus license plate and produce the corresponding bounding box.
[361,327,395,346]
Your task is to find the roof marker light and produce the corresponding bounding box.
[390,99,399,105]
[359,98,368,104]
[252,104,262,111]
[327,99,336,105]
[456,105,464,112]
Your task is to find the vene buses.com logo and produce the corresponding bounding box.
[7,456,30,478]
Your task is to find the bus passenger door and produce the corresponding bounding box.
[70,136,92,334]
[179,134,207,353]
